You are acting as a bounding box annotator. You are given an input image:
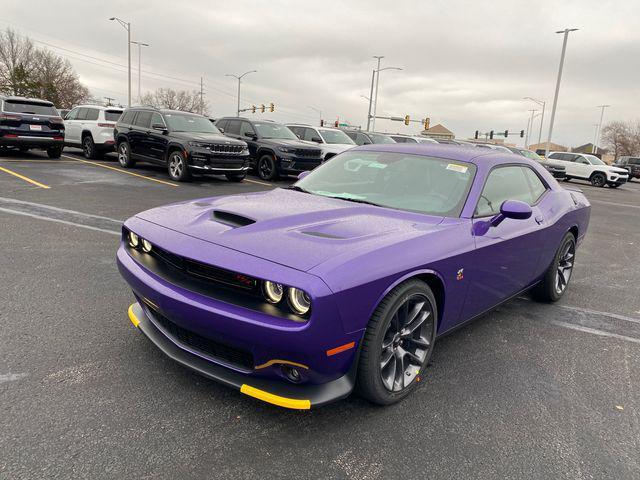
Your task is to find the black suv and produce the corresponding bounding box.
[114,107,249,182]
[614,156,640,181]
[0,96,64,158]
[215,117,323,180]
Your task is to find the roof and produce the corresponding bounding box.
[0,95,53,105]
[528,141,567,152]
[74,104,124,111]
[423,124,453,135]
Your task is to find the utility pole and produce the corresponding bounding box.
[545,28,578,158]
[371,56,383,131]
[104,97,115,106]
[524,97,546,146]
[225,70,257,117]
[200,77,204,115]
[525,109,537,148]
[308,106,322,126]
[366,69,375,131]
[593,104,610,153]
[109,17,132,107]
[130,41,149,104]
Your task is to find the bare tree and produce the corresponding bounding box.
[601,121,640,159]
[140,88,207,114]
[32,48,90,108]
[0,29,37,96]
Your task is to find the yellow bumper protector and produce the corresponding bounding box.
[240,384,310,410]
[127,304,140,328]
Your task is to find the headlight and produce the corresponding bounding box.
[263,281,284,303]
[277,146,296,153]
[188,141,209,148]
[141,239,153,253]
[128,231,139,248]
[288,287,311,315]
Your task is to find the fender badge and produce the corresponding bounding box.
[456,268,464,281]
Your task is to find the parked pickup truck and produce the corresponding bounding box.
[614,156,640,182]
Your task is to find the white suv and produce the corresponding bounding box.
[64,105,124,158]
[286,124,356,160]
[547,152,629,188]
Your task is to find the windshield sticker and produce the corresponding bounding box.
[446,163,468,173]
[367,162,388,169]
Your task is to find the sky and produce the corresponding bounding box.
[2,0,638,148]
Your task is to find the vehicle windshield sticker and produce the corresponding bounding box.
[446,163,468,173]
[367,162,388,169]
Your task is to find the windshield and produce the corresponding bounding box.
[3,100,57,116]
[519,149,544,162]
[295,151,476,217]
[254,122,298,139]
[416,137,437,143]
[584,154,605,165]
[318,129,355,145]
[368,133,396,144]
[165,113,220,133]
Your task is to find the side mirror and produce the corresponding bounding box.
[152,123,168,134]
[244,131,256,139]
[490,200,532,227]
[297,171,310,180]
[311,137,322,143]
[218,127,225,133]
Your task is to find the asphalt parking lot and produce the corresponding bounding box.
[1,149,639,479]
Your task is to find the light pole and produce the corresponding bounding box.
[525,109,538,148]
[372,65,402,130]
[225,70,257,117]
[366,56,402,131]
[109,17,131,107]
[130,41,149,104]
[524,96,546,146]
[308,106,322,126]
[545,28,578,158]
[593,104,610,153]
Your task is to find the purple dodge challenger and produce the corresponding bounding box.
[118,144,590,409]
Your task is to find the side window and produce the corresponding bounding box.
[133,111,152,128]
[475,166,537,217]
[225,120,241,135]
[239,121,255,137]
[289,126,302,138]
[85,108,99,121]
[65,108,79,120]
[215,119,227,131]
[630,158,640,165]
[576,156,590,165]
[76,108,88,120]
[522,168,547,203]
[150,112,164,127]
[303,128,320,142]
[355,133,369,146]
[119,110,134,124]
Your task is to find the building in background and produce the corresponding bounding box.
[420,124,455,140]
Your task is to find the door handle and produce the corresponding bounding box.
[535,215,544,225]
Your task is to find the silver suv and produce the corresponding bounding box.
[286,124,356,160]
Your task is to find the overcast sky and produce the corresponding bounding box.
[2,0,638,147]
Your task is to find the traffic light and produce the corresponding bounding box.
[504,130,509,137]
[260,104,265,113]
[320,119,324,127]
[474,130,479,139]
[423,117,430,130]
[404,115,410,126]
[520,130,524,138]
[489,130,494,139]
[334,120,339,127]
[251,105,256,114]
[269,102,274,112]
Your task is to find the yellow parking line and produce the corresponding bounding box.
[0,165,50,189]
[63,155,179,187]
[244,178,274,187]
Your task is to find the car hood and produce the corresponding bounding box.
[258,138,320,150]
[540,159,565,169]
[171,131,246,145]
[320,144,355,155]
[134,188,445,272]
[607,165,629,174]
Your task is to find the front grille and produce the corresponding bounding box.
[150,245,259,291]
[147,305,254,370]
[207,144,245,154]
[295,148,322,158]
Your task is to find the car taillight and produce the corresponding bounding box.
[0,113,22,121]
[3,133,18,138]
[97,123,116,128]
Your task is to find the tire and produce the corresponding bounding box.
[117,141,135,168]
[47,146,62,159]
[532,231,576,303]
[225,172,246,182]
[167,151,191,182]
[356,279,437,405]
[82,135,102,159]
[590,173,606,187]
[257,154,279,181]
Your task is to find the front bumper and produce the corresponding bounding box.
[607,175,628,185]
[278,156,323,173]
[127,301,357,409]
[187,152,250,173]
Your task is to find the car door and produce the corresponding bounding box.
[146,112,169,163]
[302,127,322,144]
[239,121,259,157]
[462,165,548,319]
[63,107,81,144]
[572,155,592,179]
[289,126,303,139]
[129,111,152,158]
[224,119,242,140]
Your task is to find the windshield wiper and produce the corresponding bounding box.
[287,185,311,194]
[326,196,381,207]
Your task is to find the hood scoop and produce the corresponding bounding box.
[212,210,256,228]
[301,230,346,240]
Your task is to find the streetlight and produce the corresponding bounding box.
[308,106,322,126]
[130,41,149,104]
[593,104,610,153]
[225,70,257,117]
[525,109,538,148]
[524,96,546,146]
[109,17,131,107]
[545,28,579,158]
[366,56,402,131]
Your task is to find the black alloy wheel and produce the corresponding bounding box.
[257,154,278,181]
[590,173,606,187]
[83,135,101,159]
[533,231,576,302]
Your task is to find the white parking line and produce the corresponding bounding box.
[0,207,121,236]
[0,373,28,383]
[551,321,640,345]
[557,304,640,325]
[0,196,122,223]
[591,200,640,210]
